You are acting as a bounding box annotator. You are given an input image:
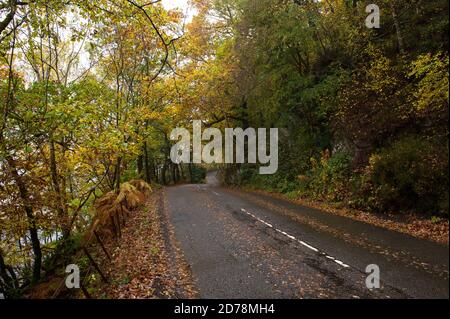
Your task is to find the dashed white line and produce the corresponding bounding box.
[333,260,350,268]
[299,241,319,253]
[285,234,296,241]
[240,208,350,268]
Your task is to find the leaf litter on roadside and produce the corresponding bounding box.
[92,191,198,299]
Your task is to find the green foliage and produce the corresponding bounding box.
[365,136,449,215]
[242,151,352,203]
[308,152,352,202]
[189,165,207,184]
[42,234,84,275]
[223,0,448,217]
[244,171,299,194]
[409,52,449,112]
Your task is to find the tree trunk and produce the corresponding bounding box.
[0,252,11,295]
[137,154,144,179]
[151,159,157,183]
[188,162,193,183]
[179,164,185,181]
[143,142,152,183]
[49,137,68,236]
[176,165,181,182]
[161,161,168,185]
[390,3,405,54]
[0,1,17,36]
[115,157,122,193]
[170,163,176,184]
[5,157,42,283]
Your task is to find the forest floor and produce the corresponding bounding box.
[242,187,449,246]
[91,190,197,299]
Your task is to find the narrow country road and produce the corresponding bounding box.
[165,172,449,299]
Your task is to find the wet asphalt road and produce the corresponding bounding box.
[165,172,449,299]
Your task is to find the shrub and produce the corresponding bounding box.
[189,165,207,184]
[365,136,448,215]
[308,151,352,202]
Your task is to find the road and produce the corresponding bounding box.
[166,172,449,299]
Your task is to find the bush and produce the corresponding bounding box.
[231,138,449,217]
[365,136,449,215]
[237,166,296,193]
[308,151,352,202]
[189,165,207,184]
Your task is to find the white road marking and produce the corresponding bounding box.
[213,191,220,196]
[333,260,350,268]
[299,241,319,253]
[241,208,350,268]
